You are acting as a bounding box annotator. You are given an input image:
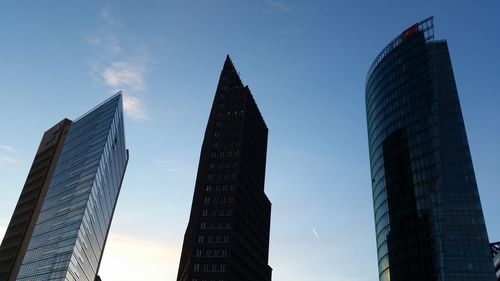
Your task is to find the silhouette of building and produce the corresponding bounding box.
[0,93,128,281]
[176,56,272,281]
[365,17,496,281]
[492,242,500,281]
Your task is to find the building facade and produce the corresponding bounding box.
[492,242,500,281]
[365,17,496,281]
[0,93,128,281]
[176,56,272,281]
[0,119,71,281]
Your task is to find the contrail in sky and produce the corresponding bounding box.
[312,228,319,239]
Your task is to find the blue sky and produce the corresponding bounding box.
[0,1,499,280]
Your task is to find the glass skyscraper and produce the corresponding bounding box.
[365,17,496,281]
[176,56,272,281]
[0,93,128,281]
[492,242,500,281]
[0,120,71,281]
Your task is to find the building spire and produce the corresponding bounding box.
[218,55,243,89]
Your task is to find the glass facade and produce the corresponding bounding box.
[15,94,128,281]
[0,119,71,281]
[366,17,496,281]
[492,243,500,281]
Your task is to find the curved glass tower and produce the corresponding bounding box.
[366,17,496,281]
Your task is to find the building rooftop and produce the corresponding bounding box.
[366,16,434,85]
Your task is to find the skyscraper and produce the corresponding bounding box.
[176,56,272,281]
[492,242,500,281]
[0,93,128,281]
[365,17,496,281]
[0,120,71,281]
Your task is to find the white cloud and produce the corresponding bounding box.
[84,5,121,56]
[102,57,148,91]
[99,232,180,281]
[265,0,292,13]
[86,5,151,122]
[0,155,18,165]
[123,95,148,121]
[0,145,17,153]
[84,33,122,56]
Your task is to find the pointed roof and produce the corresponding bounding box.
[222,55,235,72]
[74,92,122,122]
[218,55,244,89]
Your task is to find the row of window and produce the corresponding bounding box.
[193,263,226,273]
[195,248,228,257]
[207,173,237,181]
[202,209,233,217]
[215,121,240,128]
[204,197,234,204]
[209,161,238,169]
[210,150,240,158]
[206,185,236,192]
[200,222,231,230]
[217,92,243,103]
[198,235,230,244]
[217,101,242,109]
[212,140,240,149]
[216,110,244,118]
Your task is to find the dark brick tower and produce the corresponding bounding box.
[176,56,272,281]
